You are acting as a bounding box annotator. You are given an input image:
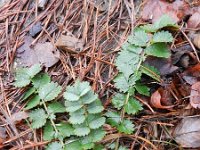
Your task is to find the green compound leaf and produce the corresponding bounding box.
[24,95,40,110]
[64,80,91,102]
[128,30,149,47]
[43,121,55,141]
[81,128,105,149]
[15,64,42,87]
[140,24,158,32]
[87,99,104,114]
[114,71,141,93]
[73,123,90,137]
[114,73,130,92]
[29,108,47,129]
[14,68,32,87]
[112,93,126,110]
[65,100,83,112]
[145,43,170,58]
[65,140,82,150]
[141,15,178,32]
[152,31,173,43]
[124,98,143,115]
[22,87,36,101]
[57,122,74,138]
[87,114,106,129]
[88,128,106,142]
[81,91,98,104]
[32,73,50,89]
[153,14,178,30]
[27,64,42,77]
[38,82,62,101]
[117,119,135,134]
[135,83,150,96]
[115,49,141,79]
[81,142,94,150]
[140,64,160,81]
[105,111,121,127]
[93,144,106,150]
[46,142,62,150]
[47,102,66,114]
[69,109,86,124]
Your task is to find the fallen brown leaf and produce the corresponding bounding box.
[174,117,200,148]
[182,63,200,85]
[145,57,178,75]
[190,82,200,109]
[55,34,83,53]
[17,36,60,67]
[141,0,190,23]
[150,90,174,109]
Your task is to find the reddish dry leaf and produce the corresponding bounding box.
[17,36,60,67]
[141,0,190,23]
[174,117,200,148]
[182,63,200,85]
[190,82,200,109]
[150,90,174,109]
[187,8,200,29]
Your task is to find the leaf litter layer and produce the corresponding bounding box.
[1,0,200,149]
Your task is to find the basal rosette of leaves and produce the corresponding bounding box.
[14,65,106,150]
[108,15,178,134]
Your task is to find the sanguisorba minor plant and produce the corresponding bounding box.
[14,14,178,150]
[14,64,105,150]
[106,15,178,136]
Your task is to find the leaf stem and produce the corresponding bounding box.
[41,99,65,147]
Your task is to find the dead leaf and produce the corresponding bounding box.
[6,111,29,124]
[29,22,42,37]
[174,117,200,148]
[55,34,84,53]
[171,44,194,68]
[145,57,178,75]
[182,63,200,85]
[190,82,200,109]
[141,0,190,23]
[17,36,60,67]
[150,90,174,109]
[187,8,200,29]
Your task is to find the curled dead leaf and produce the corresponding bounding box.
[190,82,200,109]
[150,90,174,109]
[174,117,200,148]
